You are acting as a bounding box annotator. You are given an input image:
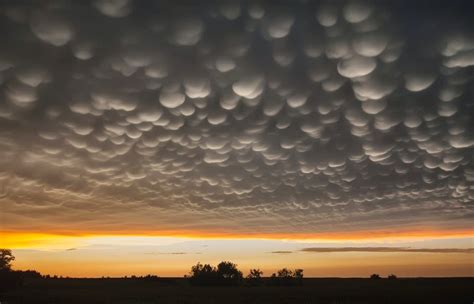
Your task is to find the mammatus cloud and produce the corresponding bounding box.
[0,0,473,237]
[300,247,474,254]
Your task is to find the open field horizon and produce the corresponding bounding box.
[7,234,473,278]
[2,277,473,304]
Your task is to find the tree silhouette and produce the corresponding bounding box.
[0,249,21,292]
[277,268,293,278]
[189,262,219,286]
[188,261,243,286]
[294,269,304,285]
[270,268,304,286]
[370,273,381,279]
[388,274,397,279]
[217,261,243,285]
[0,249,15,271]
[246,268,263,286]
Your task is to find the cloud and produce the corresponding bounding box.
[0,0,473,238]
[270,251,293,254]
[300,247,474,254]
[146,252,203,255]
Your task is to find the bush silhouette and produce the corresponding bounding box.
[188,261,242,286]
[388,274,397,279]
[246,269,263,286]
[370,273,381,279]
[188,263,219,286]
[294,269,304,285]
[217,261,243,285]
[0,250,41,293]
[269,268,304,286]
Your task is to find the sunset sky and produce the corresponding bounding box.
[0,0,473,277]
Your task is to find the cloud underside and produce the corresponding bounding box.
[0,0,473,236]
[272,247,474,254]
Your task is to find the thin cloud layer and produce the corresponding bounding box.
[300,247,474,254]
[0,0,473,236]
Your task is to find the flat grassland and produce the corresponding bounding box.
[1,278,473,304]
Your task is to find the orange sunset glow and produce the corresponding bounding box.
[2,229,474,248]
[2,229,473,278]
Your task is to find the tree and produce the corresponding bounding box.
[188,262,218,286]
[246,268,263,286]
[0,249,15,271]
[277,268,293,278]
[370,273,381,279]
[0,250,38,293]
[269,268,304,286]
[294,269,304,285]
[247,268,263,279]
[188,261,243,286]
[276,268,294,286]
[217,261,243,285]
[388,274,397,279]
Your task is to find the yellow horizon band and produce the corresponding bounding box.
[2,229,473,249]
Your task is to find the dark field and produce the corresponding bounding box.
[1,278,473,304]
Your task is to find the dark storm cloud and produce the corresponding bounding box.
[0,0,473,235]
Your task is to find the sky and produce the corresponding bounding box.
[0,0,473,277]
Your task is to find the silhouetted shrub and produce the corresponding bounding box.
[388,274,397,279]
[0,269,20,292]
[0,269,42,293]
[0,249,21,292]
[294,268,304,285]
[246,269,263,286]
[216,261,243,286]
[188,261,242,286]
[19,270,42,280]
[188,262,219,286]
[143,274,160,281]
[370,273,381,279]
[269,268,304,286]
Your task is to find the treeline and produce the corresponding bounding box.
[187,261,303,286]
[0,249,42,292]
[371,273,398,280]
[1,249,399,291]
